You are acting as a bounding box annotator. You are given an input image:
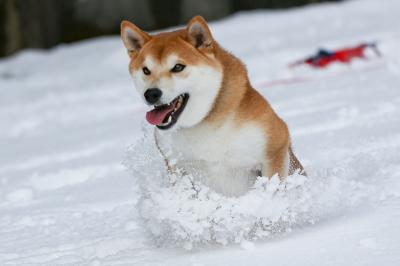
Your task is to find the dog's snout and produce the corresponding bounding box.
[144,88,162,104]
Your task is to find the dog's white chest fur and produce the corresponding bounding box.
[160,117,266,196]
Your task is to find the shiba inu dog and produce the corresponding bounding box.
[121,16,304,196]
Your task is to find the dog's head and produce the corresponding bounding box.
[121,16,223,130]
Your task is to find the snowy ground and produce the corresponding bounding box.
[1,0,400,265]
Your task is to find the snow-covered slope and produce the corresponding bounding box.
[1,0,400,265]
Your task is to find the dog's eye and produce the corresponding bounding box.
[143,67,151,75]
[171,64,186,73]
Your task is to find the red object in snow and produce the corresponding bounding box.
[290,43,381,68]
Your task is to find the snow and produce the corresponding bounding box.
[125,132,383,249]
[1,0,400,265]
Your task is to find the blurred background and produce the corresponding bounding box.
[0,0,342,58]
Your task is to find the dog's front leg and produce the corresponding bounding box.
[263,146,290,179]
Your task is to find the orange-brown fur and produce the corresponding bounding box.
[204,43,304,177]
[126,29,220,73]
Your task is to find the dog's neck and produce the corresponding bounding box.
[201,43,251,127]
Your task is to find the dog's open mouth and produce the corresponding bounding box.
[146,93,189,130]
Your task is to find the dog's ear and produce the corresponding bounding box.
[120,20,151,56]
[187,16,213,50]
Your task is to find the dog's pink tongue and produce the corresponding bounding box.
[146,105,175,125]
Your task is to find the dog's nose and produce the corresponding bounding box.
[144,88,162,104]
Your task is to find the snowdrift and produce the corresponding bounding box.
[124,126,377,249]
